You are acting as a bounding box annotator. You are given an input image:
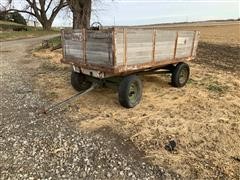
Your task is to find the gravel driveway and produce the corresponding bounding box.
[0,36,178,179]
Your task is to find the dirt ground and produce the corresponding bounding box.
[2,36,171,179]
[33,22,240,179]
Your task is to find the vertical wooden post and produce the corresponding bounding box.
[123,28,128,67]
[152,29,157,63]
[112,28,116,67]
[61,29,65,59]
[173,32,178,60]
[190,31,197,57]
[82,28,87,64]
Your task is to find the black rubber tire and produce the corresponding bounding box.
[71,71,92,92]
[171,62,190,88]
[118,75,142,108]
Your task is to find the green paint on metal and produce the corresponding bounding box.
[128,82,139,104]
[179,67,188,84]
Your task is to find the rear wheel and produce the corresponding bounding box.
[71,71,92,92]
[118,75,142,108]
[171,62,190,87]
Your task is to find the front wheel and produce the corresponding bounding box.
[71,71,92,92]
[171,63,190,88]
[118,75,142,108]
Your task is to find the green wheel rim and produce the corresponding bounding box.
[179,67,189,84]
[128,82,139,104]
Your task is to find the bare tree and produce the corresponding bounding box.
[67,0,92,29]
[2,0,68,30]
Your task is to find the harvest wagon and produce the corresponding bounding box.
[61,27,200,108]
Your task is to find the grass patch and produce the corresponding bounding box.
[37,36,61,50]
[188,78,198,85]
[40,61,62,71]
[0,30,59,41]
[0,20,60,41]
[207,82,229,93]
[48,36,61,47]
[48,91,59,100]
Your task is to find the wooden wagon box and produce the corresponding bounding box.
[61,28,200,78]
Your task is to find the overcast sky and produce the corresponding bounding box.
[32,0,240,26]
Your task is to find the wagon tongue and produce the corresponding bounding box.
[40,83,98,114]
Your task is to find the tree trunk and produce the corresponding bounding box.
[41,20,53,31]
[72,11,82,29]
[68,0,92,29]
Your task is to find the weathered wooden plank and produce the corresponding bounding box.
[126,29,153,34]
[115,32,125,66]
[155,31,177,57]
[125,29,153,65]
[65,45,83,51]
[87,38,112,44]
[64,38,84,60]
[84,31,113,66]
[65,56,84,64]
[176,34,194,58]
[86,51,110,56]
[64,32,83,41]
[127,42,153,48]
[192,32,200,57]
[87,53,112,66]
[127,47,153,51]
[65,49,83,58]
[87,31,112,39]
[86,43,111,52]
[65,40,82,46]
[127,57,151,65]
[127,50,152,56]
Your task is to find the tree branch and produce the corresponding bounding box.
[7,9,36,17]
[50,0,68,22]
[45,0,53,13]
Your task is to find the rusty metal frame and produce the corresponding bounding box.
[61,56,193,76]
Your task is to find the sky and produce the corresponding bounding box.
[7,0,239,26]
[53,0,240,27]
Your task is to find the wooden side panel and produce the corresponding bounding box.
[115,32,125,66]
[126,29,153,65]
[86,31,113,66]
[192,31,200,57]
[64,40,83,59]
[155,31,177,61]
[175,31,195,58]
[63,30,84,63]
[62,28,200,75]
[114,29,197,67]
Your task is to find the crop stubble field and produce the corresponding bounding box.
[33,21,240,178]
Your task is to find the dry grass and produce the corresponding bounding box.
[33,49,63,64]
[33,22,240,179]
[163,23,240,45]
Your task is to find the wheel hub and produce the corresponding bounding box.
[129,83,138,103]
[179,67,189,84]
